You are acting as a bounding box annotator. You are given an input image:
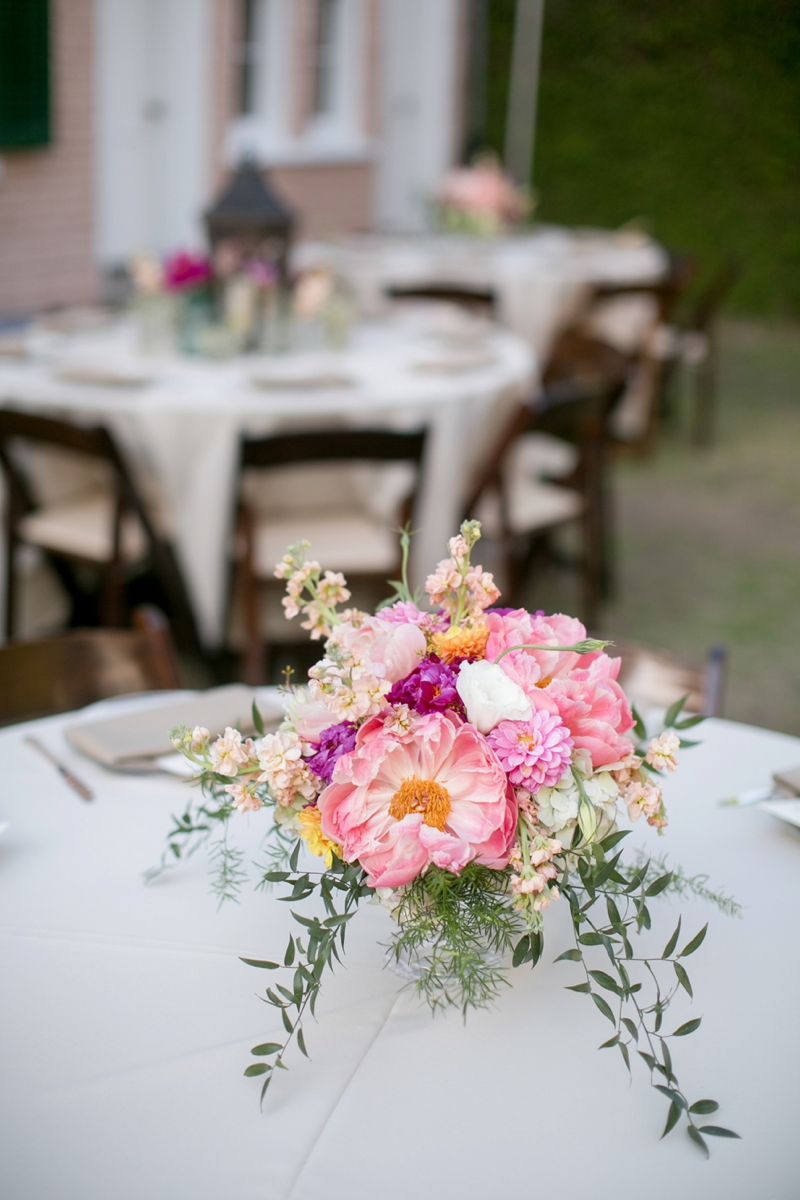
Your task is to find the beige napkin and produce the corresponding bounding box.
[65,684,284,769]
[251,371,356,391]
[56,362,154,387]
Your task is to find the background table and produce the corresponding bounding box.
[0,313,534,647]
[1,692,799,1199]
[296,225,669,359]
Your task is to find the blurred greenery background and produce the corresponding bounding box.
[484,0,800,315]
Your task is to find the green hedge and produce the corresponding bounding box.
[485,0,800,315]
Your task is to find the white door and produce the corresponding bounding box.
[375,0,462,232]
[94,0,214,265]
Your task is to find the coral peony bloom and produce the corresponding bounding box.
[485,609,599,685]
[318,711,517,887]
[487,711,573,790]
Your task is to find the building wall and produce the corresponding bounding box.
[0,0,97,317]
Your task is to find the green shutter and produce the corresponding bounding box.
[0,0,50,148]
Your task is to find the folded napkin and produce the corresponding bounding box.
[55,362,154,387]
[65,684,284,769]
[250,370,356,390]
[411,348,496,374]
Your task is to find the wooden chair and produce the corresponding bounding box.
[0,605,183,726]
[544,254,696,458]
[464,377,625,629]
[385,283,497,316]
[615,641,727,718]
[682,259,739,447]
[0,410,200,653]
[236,427,428,684]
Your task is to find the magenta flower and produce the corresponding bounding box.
[487,710,573,791]
[163,250,212,291]
[305,721,357,785]
[387,655,464,716]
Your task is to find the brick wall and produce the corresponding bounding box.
[0,0,97,318]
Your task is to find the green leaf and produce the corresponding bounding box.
[662,1041,673,1081]
[618,1041,631,1072]
[672,1017,702,1037]
[289,841,301,872]
[680,924,708,958]
[700,1125,741,1139]
[631,704,647,741]
[655,1085,686,1109]
[662,916,682,959]
[689,1100,719,1115]
[577,931,604,946]
[554,948,582,962]
[646,872,673,897]
[605,896,623,928]
[251,1042,282,1056]
[589,969,623,996]
[599,1034,619,1049]
[297,1027,309,1058]
[566,981,591,993]
[591,992,616,1023]
[252,699,265,737]
[674,961,693,997]
[675,714,704,729]
[664,693,690,727]
[262,870,290,883]
[284,937,295,967]
[239,957,279,970]
[687,1126,709,1158]
[662,1100,682,1139]
[281,1007,293,1034]
[622,1017,639,1042]
[678,737,702,748]
[244,1063,270,1077]
[599,829,630,852]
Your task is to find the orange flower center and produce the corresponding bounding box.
[388,776,451,831]
[536,675,552,688]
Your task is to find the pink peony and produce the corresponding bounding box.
[318,711,517,887]
[546,657,634,769]
[485,609,599,685]
[334,614,426,684]
[487,711,573,790]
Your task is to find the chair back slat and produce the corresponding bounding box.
[241,428,426,469]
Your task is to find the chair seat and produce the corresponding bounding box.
[511,431,579,481]
[251,511,400,579]
[506,475,583,536]
[18,490,147,564]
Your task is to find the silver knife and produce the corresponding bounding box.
[25,736,94,802]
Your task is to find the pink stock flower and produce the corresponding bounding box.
[487,711,573,790]
[318,711,517,888]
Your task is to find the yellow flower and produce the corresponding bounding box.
[430,622,489,665]
[297,805,342,869]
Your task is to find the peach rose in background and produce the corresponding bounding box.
[319,710,517,888]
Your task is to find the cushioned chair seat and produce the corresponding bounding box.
[18,490,147,564]
[251,511,400,579]
[505,477,583,536]
[510,431,579,481]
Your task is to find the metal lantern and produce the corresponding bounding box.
[204,160,295,283]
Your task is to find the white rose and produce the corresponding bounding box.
[456,659,532,734]
[583,771,620,821]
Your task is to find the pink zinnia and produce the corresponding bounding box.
[488,711,573,791]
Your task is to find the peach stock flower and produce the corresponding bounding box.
[319,710,517,887]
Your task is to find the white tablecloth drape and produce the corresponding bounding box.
[1,692,799,1199]
[0,315,534,647]
[295,226,669,360]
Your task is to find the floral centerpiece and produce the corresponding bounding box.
[434,154,532,236]
[164,523,738,1154]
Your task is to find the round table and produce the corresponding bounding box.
[0,692,799,1199]
[0,312,534,647]
[295,225,669,360]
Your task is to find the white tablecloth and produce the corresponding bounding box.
[1,692,799,1199]
[0,314,534,647]
[296,225,669,360]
